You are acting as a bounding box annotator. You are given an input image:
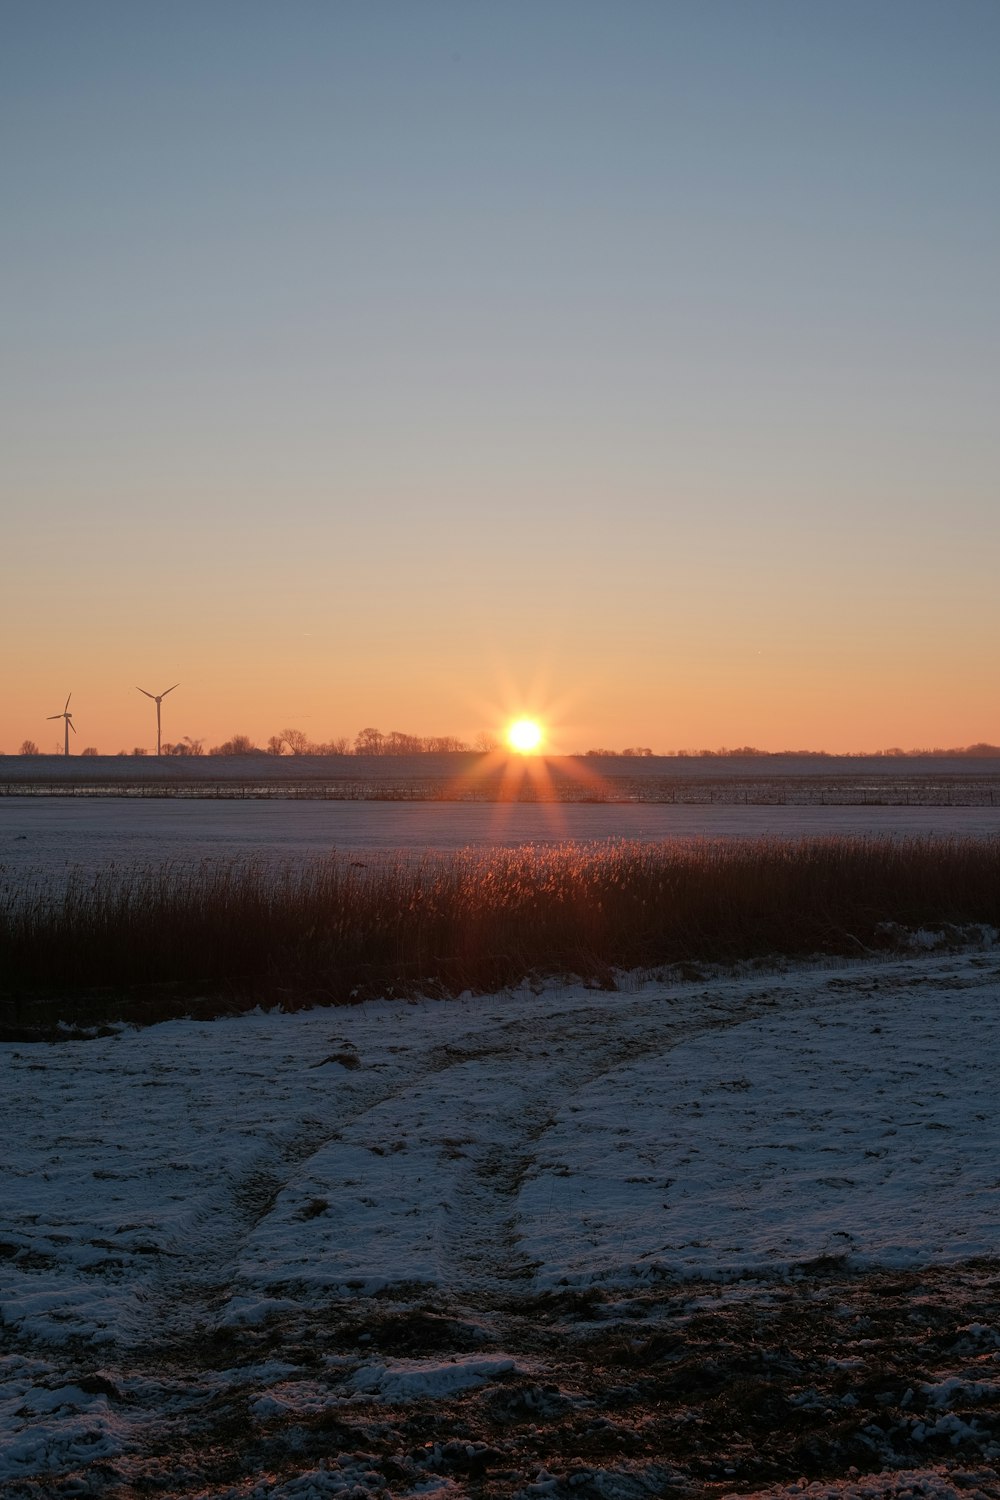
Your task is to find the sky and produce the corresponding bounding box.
[3,0,999,755]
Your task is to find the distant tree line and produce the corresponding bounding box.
[14,729,478,757]
[871,743,1000,758]
[584,747,654,758]
[208,728,476,756]
[10,735,1000,759]
[653,744,1000,759]
[351,727,471,755]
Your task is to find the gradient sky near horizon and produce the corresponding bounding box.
[3,1,999,755]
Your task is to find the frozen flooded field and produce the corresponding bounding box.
[5,752,1000,809]
[4,797,1000,888]
[3,950,1000,1497]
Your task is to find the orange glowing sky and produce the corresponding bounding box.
[3,4,999,757]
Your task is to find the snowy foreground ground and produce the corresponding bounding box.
[2,949,1000,1499]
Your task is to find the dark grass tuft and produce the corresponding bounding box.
[2,836,999,1027]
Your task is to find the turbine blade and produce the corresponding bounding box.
[163,683,180,696]
[65,693,72,710]
[47,713,61,720]
[137,687,155,698]
[69,719,77,733]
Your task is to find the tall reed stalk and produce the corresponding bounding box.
[2,836,998,1023]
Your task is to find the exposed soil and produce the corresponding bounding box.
[5,1260,999,1498]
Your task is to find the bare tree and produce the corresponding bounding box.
[80,746,100,756]
[354,726,385,755]
[313,737,351,755]
[426,735,469,752]
[384,730,422,754]
[209,735,259,755]
[278,728,310,755]
[19,739,39,755]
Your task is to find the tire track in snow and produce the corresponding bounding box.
[137,1035,501,1346]
[139,991,751,1333]
[103,951,988,1344]
[430,955,999,1294]
[425,988,800,1293]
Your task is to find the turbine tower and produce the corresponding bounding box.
[47,693,76,756]
[136,683,179,756]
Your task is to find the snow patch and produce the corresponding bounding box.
[344,1354,521,1401]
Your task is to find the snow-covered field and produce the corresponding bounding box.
[3,949,999,1497]
[5,797,1000,890]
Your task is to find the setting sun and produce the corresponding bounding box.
[506,717,544,754]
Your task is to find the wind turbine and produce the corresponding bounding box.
[48,693,77,756]
[136,683,179,756]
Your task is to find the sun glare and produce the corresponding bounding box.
[506,717,543,754]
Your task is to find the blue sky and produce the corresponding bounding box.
[3,1,999,752]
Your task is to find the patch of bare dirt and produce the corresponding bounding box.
[5,1260,999,1498]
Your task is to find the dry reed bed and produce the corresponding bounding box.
[2,836,999,1023]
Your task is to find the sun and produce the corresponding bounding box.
[506,717,544,754]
